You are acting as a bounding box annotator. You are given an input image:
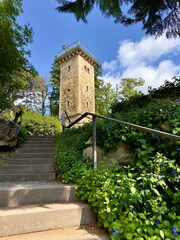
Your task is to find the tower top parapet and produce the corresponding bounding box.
[56,40,99,67]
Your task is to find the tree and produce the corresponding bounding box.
[55,0,180,38]
[0,0,35,112]
[95,66,117,115]
[21,76,49,116]
[117,78,145,100]
[49,59,60,117]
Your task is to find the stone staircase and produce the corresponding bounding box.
[0,136,55,182]
[0,136,109,239]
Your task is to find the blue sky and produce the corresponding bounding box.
[18,0,180,94]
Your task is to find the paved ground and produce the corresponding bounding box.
[0,224,110,240]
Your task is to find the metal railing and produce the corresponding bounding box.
[56,40,98,62]
[61,111,180,169]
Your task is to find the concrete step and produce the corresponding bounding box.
[27,136,56,139]
[19,143,55,149]
[0,164,54,174]
[0,224,110,240]
[12,153,54,159]
[0,203,96,237]
[0,182,77,207]
[17,148,54,154]
[7,158,52,165]
[25,137,56,142]
[0,172,55,182]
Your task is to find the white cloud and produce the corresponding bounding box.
[102,60,118,71]
[102,34,180,94]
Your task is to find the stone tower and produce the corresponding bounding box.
[56,41,99,126]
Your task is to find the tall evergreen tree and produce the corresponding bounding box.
[49,59,60,117]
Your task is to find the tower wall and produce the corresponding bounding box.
[59,55,80,118]
[57,43,98,126]
[79,56,95,114]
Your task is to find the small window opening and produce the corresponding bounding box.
[86,86,88,91]
[87,68,90,74]
[84,65,86,71]
[67,101,70,107]
[68,66,71,71]
[87,102,89,108]
[68,89,70,92]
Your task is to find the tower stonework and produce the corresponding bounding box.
[57,41,98,126]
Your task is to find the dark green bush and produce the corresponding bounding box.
[19,126,28,142]
[55,124,93,182]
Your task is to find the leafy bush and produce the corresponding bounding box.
[76,154,180,239]
[55,124,93,182]
[55,94,180,239]
[19,126,28,142]
[97,98,180,164]
[21,109,61,135]
[111,77,180,113]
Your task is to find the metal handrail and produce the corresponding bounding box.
[62,111,180,168]
[56,40,98,62]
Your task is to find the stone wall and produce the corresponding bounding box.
[83,139,131,166]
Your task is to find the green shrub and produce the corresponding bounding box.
[19,126,28,142]
[55,124,93,182]
[22,110,61,135]
[76,154,180,239]
[54,96,180,239]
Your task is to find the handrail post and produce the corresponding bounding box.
[93,115,97,169]
[61,110,65,140]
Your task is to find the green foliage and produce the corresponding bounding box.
[76,154,180,239]
[95,78,117,115]
[19,126,28,142]
[148,77,180,99]
[21,109,61,135]
[111,77,180,113]
[22,76,49,116]
[92,98,180,168]
[54,89,180,239]
[117,78,145,101]
[95,65,118,116]
[0,0,35,112]
[49,58,60,117]
[55,124,93,182]
[55,0,179,38]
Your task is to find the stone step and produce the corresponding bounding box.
[27,136,56,139]
[0,182,77,207]
[0,164,54,174]
[0,172,55,182]
[0,203,96,237]
[7,158,52,165]
[17,148,54,154]
[23,138,56,144]
[0,224,110,240]
[25,136,56,142]
[19,143,55,149]
[12,152,54,159]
